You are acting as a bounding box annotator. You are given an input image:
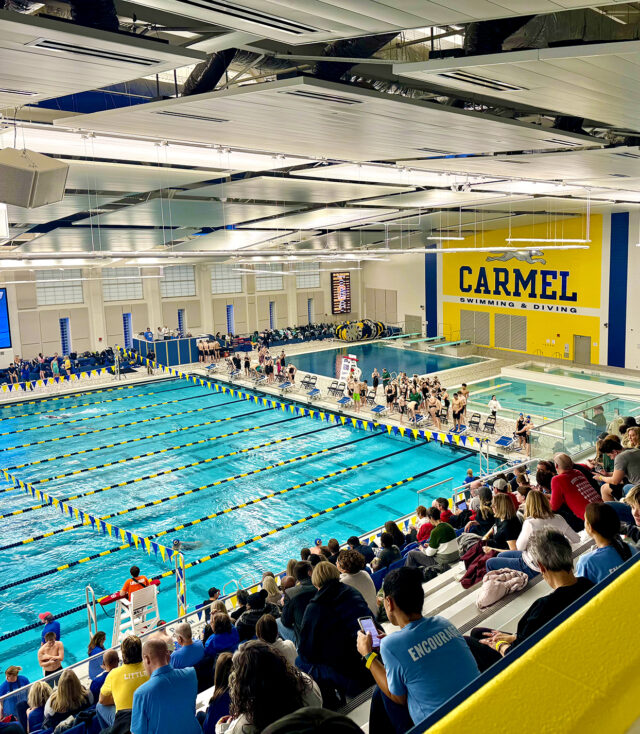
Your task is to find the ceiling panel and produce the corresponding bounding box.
[127,0,611,45]
[237,206,396,230]
[362,190,510,208]
[84,199,296,227]
[7,195,119,226]
[168,229,296,252]
[175,175,412,202]
[56,78,594,161]
[394,41,640,130]
[15,227,177,254]
[471,196,619,213]
[0,10,204,110]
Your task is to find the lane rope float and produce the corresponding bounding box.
[0,382,136,408]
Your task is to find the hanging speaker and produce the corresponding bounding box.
[0,148,69,208]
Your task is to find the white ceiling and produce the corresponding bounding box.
[56,78,595,161]
[7,195,119,226]
[394,41,640,131]
[175,175,412,202]
[128,0,615,46]
[15,226,179,254]
[237,206,397,230]
[0,10,204,110]
[362,190,510,208]
[168,229,297,252]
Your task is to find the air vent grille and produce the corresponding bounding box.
[174,0,322,35]
[29,39,160,66]
[282,90,362,105]
[613,152,640,159]
[542,138,581,147]
[0,87,38,96]
[437,71,525,92]
[155,111,229,123]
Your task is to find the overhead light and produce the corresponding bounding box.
[505,238,591,243]
[426,235,465,241]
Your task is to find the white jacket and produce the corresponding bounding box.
[517,515,581,570]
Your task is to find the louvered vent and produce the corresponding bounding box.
[29,38,160,66]
[437,71,525,92]
[281,90,363,105]
[155,111,229,123]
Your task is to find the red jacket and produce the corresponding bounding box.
[550,469,602,520]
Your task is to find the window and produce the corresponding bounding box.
[255,263,283,292]
[35,269,83,306]
[211,264,242,294]
[103,267,143,302]
[296,262,320,289]
[160,265,196,298]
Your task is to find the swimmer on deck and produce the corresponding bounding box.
[172,538,203,553]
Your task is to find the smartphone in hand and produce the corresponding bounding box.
[358,616,382,651]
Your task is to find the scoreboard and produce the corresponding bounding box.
[331,272,351,314]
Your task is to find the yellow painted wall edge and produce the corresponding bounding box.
[424,557,640,734]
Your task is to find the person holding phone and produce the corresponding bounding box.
[356,568,478,734]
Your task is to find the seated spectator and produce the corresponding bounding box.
[405,508,459,573]
[467,530,594,671]
[325,539,341,565]
[493,478,520,511]
[551,453,603,530]
[262,707,362,733]
[202,654,233,734]
[236,590,280,641]
[90,649,119,705]
[281,576,296,594]
[88,631,107,680]
[594,437,640,501]
[433,498,453,523]
[483,494,522,551]
[229,591,249,623]
[262,576,283,608]
[98,635,148,732]
[376,532,402,568]
[0,666,29,720]
[205,614,240,659]
[576,502,637,584]
[357,567,479,734]
[131,638,200,734]
[38,632,64,685]
[286,559,297,578]
[171,622,205,669]
[509,466,528,492]
[280,562,316,645]
[535,460,556,494]
[256,614,297,667]
[486,490,580,580]
[464,487,494,535]
[216,641,321,733]
[297,562,372,703]
[514,476,532,506]
[300,548,311,562]
[204,603,231,643]
[25,680,52,733]
[336,549,377,614]
[623,485,640,546]
[384,521,406,549]
[346,536,375,565]
[42,670,93,730]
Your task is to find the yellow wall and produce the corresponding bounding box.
[441,216,602,361]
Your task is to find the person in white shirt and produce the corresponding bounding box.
[487,395,502,418]
[255,615,297,667]
[336,549,378,614]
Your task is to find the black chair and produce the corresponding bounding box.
[483,415,497,433]
[439,407,448,424]
[327,380,340,397]
[469,413,481,431]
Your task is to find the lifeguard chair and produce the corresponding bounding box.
[112,584,160,645]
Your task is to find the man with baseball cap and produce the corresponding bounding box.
[38,612,60,644]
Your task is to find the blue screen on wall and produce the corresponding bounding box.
[0,289,12,348]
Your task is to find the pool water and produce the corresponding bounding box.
[522,363,640,390]
[0,378,497,679]
[465,376,640,421]
[290,342,484,381]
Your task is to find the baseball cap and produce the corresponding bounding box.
[493,478,509,491]
[38,612,53,622]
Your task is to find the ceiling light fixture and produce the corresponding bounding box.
[505,238,591,243]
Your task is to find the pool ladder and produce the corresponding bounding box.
[86,585,98,638]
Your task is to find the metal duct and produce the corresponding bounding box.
[182,48,237,96]
[311,32,399,82]
[69,0,119,32]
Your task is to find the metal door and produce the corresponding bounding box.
[573,335,591,364]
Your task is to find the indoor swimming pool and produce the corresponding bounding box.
[290,342,484,380]
[520,363,640,390]
[0,377,494,678]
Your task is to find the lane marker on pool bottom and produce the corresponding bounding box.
[0,449,471,641]
[0,426,379,586]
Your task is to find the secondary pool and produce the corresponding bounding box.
[521,363,640,390]
[0,377,497,679]
[289,342,484,381]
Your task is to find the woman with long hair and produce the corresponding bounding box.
[256,614,297,667]
[483,494,522,551]
[42,670,92,730]
[87,631,106,680]
[262,576,283,608]
[577,502,638,584]
[384,520,405,549]
[26,680,52,733]
[464,486,494,535]
[216,641,321,733]
[203,653,233,734]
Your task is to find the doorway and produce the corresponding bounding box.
[574,335,591,364]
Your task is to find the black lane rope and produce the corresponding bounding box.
[0,427,378,590]
[0,382,136,408]
[0,448,471,642]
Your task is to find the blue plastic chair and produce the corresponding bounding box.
[371,567,388,591]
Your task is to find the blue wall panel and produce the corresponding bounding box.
[608,212,629,367]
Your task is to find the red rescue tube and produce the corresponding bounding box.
[98,578,160,606]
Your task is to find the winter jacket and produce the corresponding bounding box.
[204,627,240,657]
[476,569,529,610]
[298,579,371,678]
[460,540,498,589]
[236,602,280,641]
[281,579,317,644]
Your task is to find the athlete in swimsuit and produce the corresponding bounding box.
[451,393,462,431]
[427,392,441,430]
[372,369,380,395]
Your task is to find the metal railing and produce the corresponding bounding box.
[417,476,453,495]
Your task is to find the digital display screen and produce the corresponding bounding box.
[0,288,11,349]
[331,272,351,315]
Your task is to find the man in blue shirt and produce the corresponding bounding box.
[38,612,60,644]
[357,567,479,733]
[131,638,200,734]
[144,328,154,341]
[90,649,119,705]
[170,623,204,669]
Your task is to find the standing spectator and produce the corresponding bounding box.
[404,508,459,572]
[42,670,93,730]
[87,631,106,680]
[171,623,205,669]
[131,639,200,734]
[256,614,297,667]
[551,453,603,529]
[98,635,148,732]
[280,562,316,645]
[39,612,60,644]
[358,568,479,734]
[90,649,119,708]
[25,680,52,733]
[236,590,280,642]
[216,641,321,734]
[346,536,375,565]
[487,395,502,418]
[0,666,29,720]
[37,632,64,685]
[297,562,372,702]
[576,503,637,584]
[204,614,240,660]
[146,350,155,375]
[464,469,479,485]
[202,654,233,734]
[336,549,377,614]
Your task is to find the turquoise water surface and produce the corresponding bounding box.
[0,378,495,679]
[521,363,640,390]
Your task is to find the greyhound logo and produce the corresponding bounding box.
[486,249,546,265]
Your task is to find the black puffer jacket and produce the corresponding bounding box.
[236,601,280,641]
